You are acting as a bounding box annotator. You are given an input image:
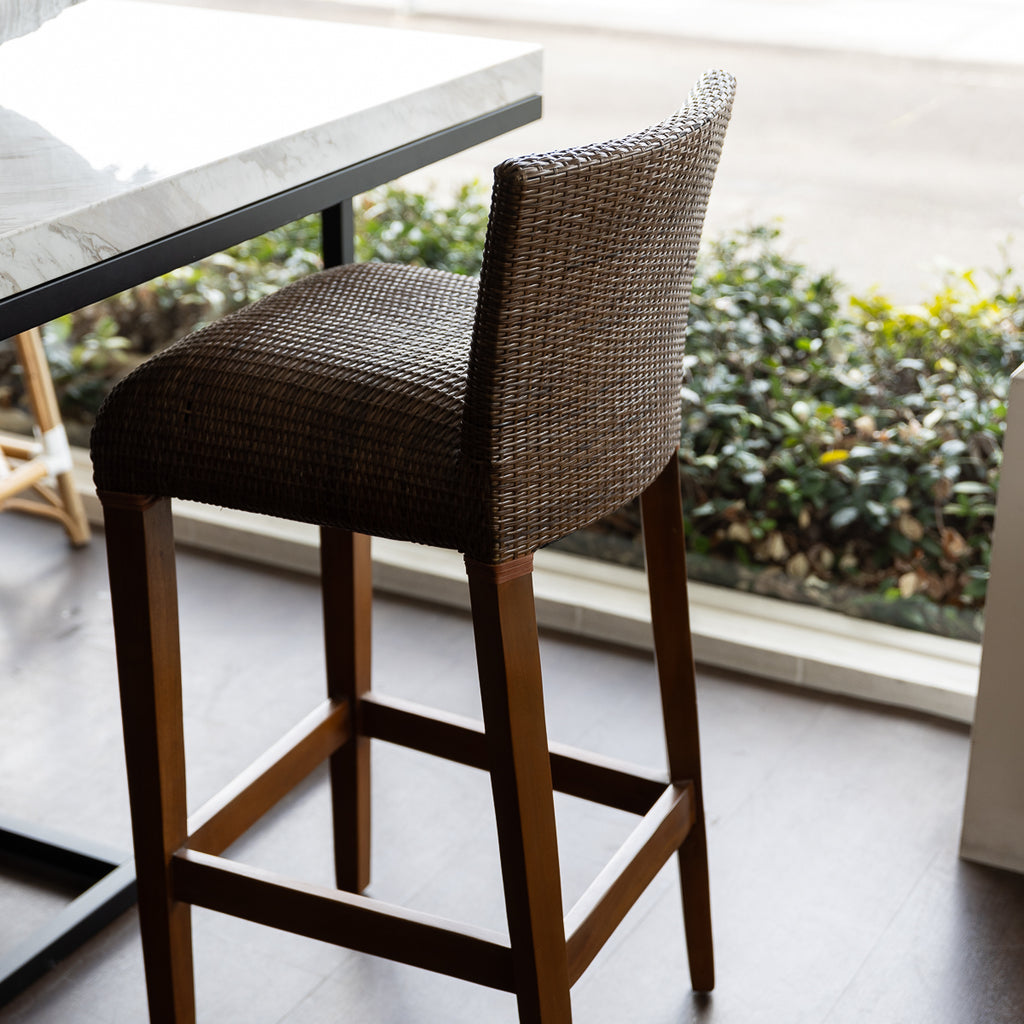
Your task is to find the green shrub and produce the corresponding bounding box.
[354,182,490,275]
[676,227,1018,637]
[4,191,1019,640]
[556,227,1019,639]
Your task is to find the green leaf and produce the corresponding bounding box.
[830,506,859,530]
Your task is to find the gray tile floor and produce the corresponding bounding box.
[2,510,1023,1023]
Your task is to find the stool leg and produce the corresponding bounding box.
[101,493,195,1022]
[639,455,714,993]
[466,556,572,1024]
[321,527,372,893]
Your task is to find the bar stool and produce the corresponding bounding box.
[91,69,735,1023]
[1,328,90,545]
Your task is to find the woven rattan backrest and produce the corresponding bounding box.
[460,69,735,564]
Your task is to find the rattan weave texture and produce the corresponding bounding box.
[91,70,735,564]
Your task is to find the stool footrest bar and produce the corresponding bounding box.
[172,849,515,991]
[565,783,696,984]
[361,691,667,815]
[187,699,351,855]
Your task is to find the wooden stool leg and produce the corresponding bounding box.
[466,556,572,1024]
[13,329,90,546]
[321,527,372,892]
[639,455,714,993]
[101,493,195,1022]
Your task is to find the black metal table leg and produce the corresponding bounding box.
[0,816,136,1005]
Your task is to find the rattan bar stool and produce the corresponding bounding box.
[91,69,735,1023]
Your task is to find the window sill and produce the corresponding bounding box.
[71,449,978,724]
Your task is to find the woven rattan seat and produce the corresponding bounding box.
[94,71,732,565]
[93,262,479,551]
[92,69,735,1024]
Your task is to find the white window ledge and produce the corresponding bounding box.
[71,449,978,724]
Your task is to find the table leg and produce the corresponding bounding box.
[321,199,355,268]
[0,815,135,1005]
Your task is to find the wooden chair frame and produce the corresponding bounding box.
[100,455,711,1023]
[1,328,90,545]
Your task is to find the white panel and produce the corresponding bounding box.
[961,363,1024,874]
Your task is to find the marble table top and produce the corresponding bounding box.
[0,0,82,45]
[0,0,542,301]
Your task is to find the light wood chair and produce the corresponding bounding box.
[91,69,735,1023]
[1,328,90,545]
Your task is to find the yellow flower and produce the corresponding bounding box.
[819,449,850,465]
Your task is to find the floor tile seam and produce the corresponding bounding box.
[192,914,333,1022]
[703,699,831,828]
[270,967,338,1024]
[817,843,947,1024]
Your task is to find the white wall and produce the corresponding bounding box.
[962,364,1024,874]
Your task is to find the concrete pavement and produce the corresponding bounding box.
[189,0,1024,301]
[357,0,1024,68]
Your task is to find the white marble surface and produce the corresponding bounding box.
[0,0,82,45]
[0,0,541,300]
